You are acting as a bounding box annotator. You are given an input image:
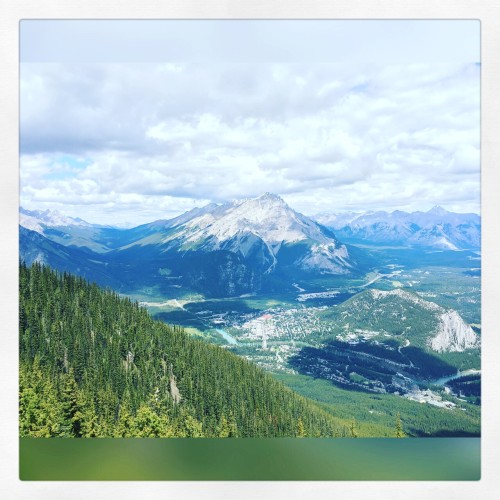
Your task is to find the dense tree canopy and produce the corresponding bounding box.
[19,262,351,438]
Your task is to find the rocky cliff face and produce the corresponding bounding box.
[430,310,479,352]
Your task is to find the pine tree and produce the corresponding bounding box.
[216,414,231,438]
[73,389,100,437]
[350,419,358,438]
[114,395,135,437]
[395,412,405,438]
[130,405,163,437]
[19,359,65,437]
[296,417,306,438]
[60,368,79,437]
[177,409,204,438]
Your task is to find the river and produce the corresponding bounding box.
[216,328,238,345]
[433,369,481,386]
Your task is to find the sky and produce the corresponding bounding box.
[20,20,480,226]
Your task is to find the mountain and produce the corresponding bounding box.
[21,194,357,297]
[320,288,479,353]
[20,207,93,230]
[116,192,354,273]
[288,288,480,396]
[19,226,121,288]
[20,262,352,437]
[315,206,480,250]
[111,193,357,296]
[19,207,126,253]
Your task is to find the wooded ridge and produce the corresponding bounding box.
[19,262,354,438]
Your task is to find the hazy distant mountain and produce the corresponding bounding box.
[20,207,93,230]
[20,207,127,253]
[314,206,480,250]
[19,226,120,287]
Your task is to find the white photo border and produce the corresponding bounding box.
[2,1,499,498]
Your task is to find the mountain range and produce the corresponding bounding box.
[18,196,482,437]
[19,194,357,297]
[315,206,480,250]
[19,195,480,296]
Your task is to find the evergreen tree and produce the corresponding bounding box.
[59,368,79,436]
[296,417,306,438]
[19,359,65,437]
[395,412,405,438]
[216,414,231,438]
[349,419,358,438]
[113,394,135,438]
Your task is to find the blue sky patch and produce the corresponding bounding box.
[44,155,92,180]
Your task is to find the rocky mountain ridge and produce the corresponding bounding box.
[314,206,480,250]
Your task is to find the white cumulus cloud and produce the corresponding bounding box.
[20,58,480,225]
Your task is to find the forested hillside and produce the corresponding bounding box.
[19,262,353,438]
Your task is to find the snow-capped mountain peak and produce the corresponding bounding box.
[314,205,480,250]
[427,205,449,216]
[20,207,91,229]
[256,192,287,204]
[177,193,335,249]
[20,195,356,294]
[143,193,355,276]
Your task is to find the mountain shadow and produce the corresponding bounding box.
[288,340,457,394]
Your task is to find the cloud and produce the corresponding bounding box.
[20,61,480,225]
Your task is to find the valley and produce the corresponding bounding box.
[19,198,481,437]
[136,247,481,435]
